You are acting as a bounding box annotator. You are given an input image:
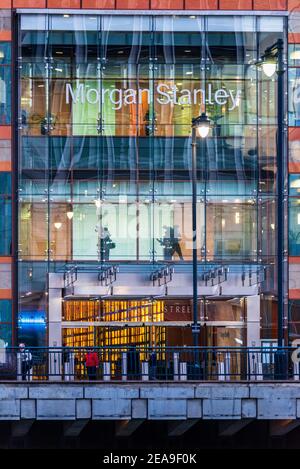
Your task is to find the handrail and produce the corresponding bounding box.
[0,346,297,382]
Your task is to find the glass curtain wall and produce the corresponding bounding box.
[17,13,284,345]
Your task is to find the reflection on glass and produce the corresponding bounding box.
[17,13,283,348]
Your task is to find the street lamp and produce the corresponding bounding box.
[257,39,287,377]
[191,113,210,348]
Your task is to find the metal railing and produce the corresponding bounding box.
[0,346,298,382]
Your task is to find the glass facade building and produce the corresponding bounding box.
[0,2,300,355]
[16,12,284,349]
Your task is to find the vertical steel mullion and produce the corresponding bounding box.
[203,18,207,269]
[283,16,289,347]
[255,15,260,344]
[12,10,19,347]
[192,127,199,348]
[151,16,155,265]
[46,15,51,347]
[276,38,285,348]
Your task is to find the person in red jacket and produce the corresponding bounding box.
[85,348,99,380]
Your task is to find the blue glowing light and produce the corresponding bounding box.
[18,311,46,325]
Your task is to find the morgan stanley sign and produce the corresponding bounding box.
[66,82,242,111]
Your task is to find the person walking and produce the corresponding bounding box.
[85,348,99,380]
[157,225,184,261]
[156,225,173,260]
[171,225,184,261]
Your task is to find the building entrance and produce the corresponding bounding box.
[60,297,248,349]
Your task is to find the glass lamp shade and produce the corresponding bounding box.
[262,61,276,78]
[193,112,210,139]
[197,124,210,138]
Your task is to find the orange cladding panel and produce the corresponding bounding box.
[116,0,149,7]
[220,0,252,8]
[0,1,12,7]
[185,0,218,9]
[13,0,46,6]
[253,0,287,9]
[151,0,184,8]
[82,0,115,6]
[47,0,80,7]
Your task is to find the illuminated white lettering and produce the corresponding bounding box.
[156,84,171,104]
[66,82,84,104]
[215,89,229,105]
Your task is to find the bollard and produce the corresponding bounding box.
[142,361,149,381]
[248,352,263,381]
[0,346,6,365]
[103,361,111,381]
[249,353,258,381]
[64,353,75,381]
[17,354,22,381]
[218,362,225,381]
[224,352,231,381]
[49,351,60,382]
[256,362,263,381]
[294,362,300,381]
[179,362,187,381]
[121,352,127,381]
[173,352,179,381]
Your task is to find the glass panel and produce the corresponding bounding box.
[289,44,300,67]
[0,65,11,125]
[0,323,12,346]
[0,300,11,323]
[290,300,300,340]
[206,31,256,64]
[206,197,257,262]
[0,172,11,194]
[258,16,284,32]
[289,199,300,256]
[0,43,11,65]
[50,15,99,32]
[289,174,300,196]
[289,68,300,126]
[0,198,11,256]
[102,15,151,32]
[19,203,47,261]
[207,16,255,32]
[21,14,47,32]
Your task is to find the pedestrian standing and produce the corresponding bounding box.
[85,348,99,380]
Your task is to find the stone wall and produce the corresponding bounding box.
[1,382,300,421]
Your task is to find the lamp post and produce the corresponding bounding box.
[258,39,287,379]
[258,39,286,349]
[191,113,210,348]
